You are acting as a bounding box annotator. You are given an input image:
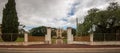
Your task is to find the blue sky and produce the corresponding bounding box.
[0,0,120,31]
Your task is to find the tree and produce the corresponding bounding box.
[107,2,120,11]
[51,28,57,36]
[62,30,67,37]
[30,26,47,36]
[78,24,89,36]
[77,8,99,36]
[72,28,76,36]
[2,0,19,42]
[78,2,120,41]
[78,2,120,37]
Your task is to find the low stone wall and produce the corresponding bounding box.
[72,41,90,45]
[74,36,90,42]
[28,36,45,42]
[91,41,120,45]
[0,42,24,45]
[25,42,45,45]
[0,42,45,45]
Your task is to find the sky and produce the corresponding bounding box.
[0,0,120,30]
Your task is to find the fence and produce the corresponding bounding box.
[0,33,46,45]
[67,27,120,45]
[0,33,24,42]
[94,33,120,41]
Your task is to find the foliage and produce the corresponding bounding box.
[1,0,19,42]
[51,28,57,36]
[78,2,120,41]
[30,26,47,36]
[62,30,67,37]
[30,26,58,36]
[78,2,120,36]
[72,28,76,36]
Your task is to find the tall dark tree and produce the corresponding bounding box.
[2,0,19,41]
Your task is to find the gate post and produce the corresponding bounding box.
[90,33,93,45]
[67,27,73,44]
[45,27,51,44]
[24,32,28,45]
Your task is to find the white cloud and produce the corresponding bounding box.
[16,0,74,29]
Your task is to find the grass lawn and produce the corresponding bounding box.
[15,37,24,42]
[0,37,3,42]
[0,37,24,42]
[63,38,67,44]
[52,38,56,44]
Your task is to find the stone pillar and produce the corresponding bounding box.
[24,32,28,45]
[67,27,73,44]
[45,27,51,44]
[90,33,93,45]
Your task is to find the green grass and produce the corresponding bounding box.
[15,37,24,42]
[0,37,3,42]
[52,38,56,44]
[0,37,24,42]
[63,38,67,44]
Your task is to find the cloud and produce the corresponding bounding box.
[0,0,120,30]
[16,0,74,28]
[69,0,120,23]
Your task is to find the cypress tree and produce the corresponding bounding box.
[2,0,19,42]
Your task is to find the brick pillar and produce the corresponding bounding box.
[45,27,51,44]
[67,27,73,44]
